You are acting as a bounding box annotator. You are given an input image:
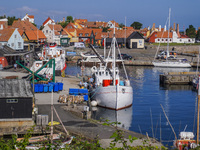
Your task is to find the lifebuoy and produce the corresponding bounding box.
[40,57,43,60]
[36,63,39,67]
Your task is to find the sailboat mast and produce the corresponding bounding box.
[197,75,200,144]
[113,24,116,86]
[167,8,171,58]
[51,91,53,143]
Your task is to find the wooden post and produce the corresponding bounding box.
[197,75,200,144]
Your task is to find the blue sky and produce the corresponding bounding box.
[0,0,199,30]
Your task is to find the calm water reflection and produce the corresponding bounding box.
[65,63,198,146]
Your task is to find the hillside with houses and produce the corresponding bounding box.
[0,13,198,52]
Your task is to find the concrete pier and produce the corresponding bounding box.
[160,72,197,85]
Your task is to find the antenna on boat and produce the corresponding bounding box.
[167,8,171,59]
[113,24,116,86]
[124,16,126,48]
[197,75,200,144]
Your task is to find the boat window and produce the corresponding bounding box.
[102,71,104,74]
[96,72,98,75]
[106,72,108,76]
[99,72,101,76]
[116,72,118,75]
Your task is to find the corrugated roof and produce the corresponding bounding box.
[0,79,33,98]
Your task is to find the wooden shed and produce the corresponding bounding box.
[0,79,33,120]
[126,31,145,49]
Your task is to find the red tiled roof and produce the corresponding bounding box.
[76,28,103,39]
[12,19,38,31]
[48,24,63,31]
[28,15,34,19]
[63,29,74,37]
[33,30,47,39]
[0,28,15,41]
[43,17,53,26]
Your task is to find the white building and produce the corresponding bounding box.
[0,28,24,50]
[42,24,68,45]
[22,14,34,24]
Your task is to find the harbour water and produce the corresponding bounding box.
[65,63,198,146]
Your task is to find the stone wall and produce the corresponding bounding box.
[149,45,200,53]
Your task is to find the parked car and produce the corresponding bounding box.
[118,53,132,60]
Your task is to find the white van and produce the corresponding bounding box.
[74,42,85,49]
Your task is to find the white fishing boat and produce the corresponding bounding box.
[152,8,191,68]
[78,52,123,67]
[31,43,66,76]
[90,28,133,110]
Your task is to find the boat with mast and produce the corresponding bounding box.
[31,22,66,76]
[152,8,191,68]
[90,27,133,110]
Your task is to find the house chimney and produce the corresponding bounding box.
[164,25,166,32]
[159,25,161,31]
[177,24,180,35]
[173,23,176,31]
[152,23,155,31]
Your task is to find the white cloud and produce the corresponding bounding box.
[16,6,38,13]
[45,10,69,16]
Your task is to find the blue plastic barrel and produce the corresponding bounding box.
[43,84,48,92]
[53,83,59,92]
[34,84,39,93]
[69,88,79,95]
[83,95,88,101]
[79,89,88,94]
[48,83,54,92]
[58,82,63,91]
[38,84,44,92]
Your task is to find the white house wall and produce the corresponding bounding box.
[7,29,24,50]
[130,39,144,48]
[42,25,54,43]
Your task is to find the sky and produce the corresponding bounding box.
[0,0,200,31]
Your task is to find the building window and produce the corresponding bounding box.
[50,31,51,33]
[18,42,21,48]
[170,39,172,41]
[158,39,160,41]
[46,30,48,33]
[188,39,190,42]
[162,39,164,41]
[166,39,168,41]
[11,43,14,47]
[155,34,157,37]
[6,99,18,103]
[15,34,17,38]
[85,33,89,36]
[79,33,83,37]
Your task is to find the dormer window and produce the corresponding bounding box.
[79,33,83,37]
[85,33,89,36]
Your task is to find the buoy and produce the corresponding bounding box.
[91,100,97,107]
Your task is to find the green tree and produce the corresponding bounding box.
[58,22,68,28]
[186,25,196,38]
[196,29,200,40]
[0,15,6,19]
[7,16,18,25]
[66,16,74,24]
[39,25,44,30]
[130,21,143,30]
[32,23,37,27]
[119,23,125,28]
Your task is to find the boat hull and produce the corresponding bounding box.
[92,85,133,110]
[153,61,191,68]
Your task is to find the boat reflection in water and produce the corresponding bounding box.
[91,106,133,130]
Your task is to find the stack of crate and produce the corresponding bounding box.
[69,88,88,101]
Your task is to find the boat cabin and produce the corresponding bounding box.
[92,64,120,87]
